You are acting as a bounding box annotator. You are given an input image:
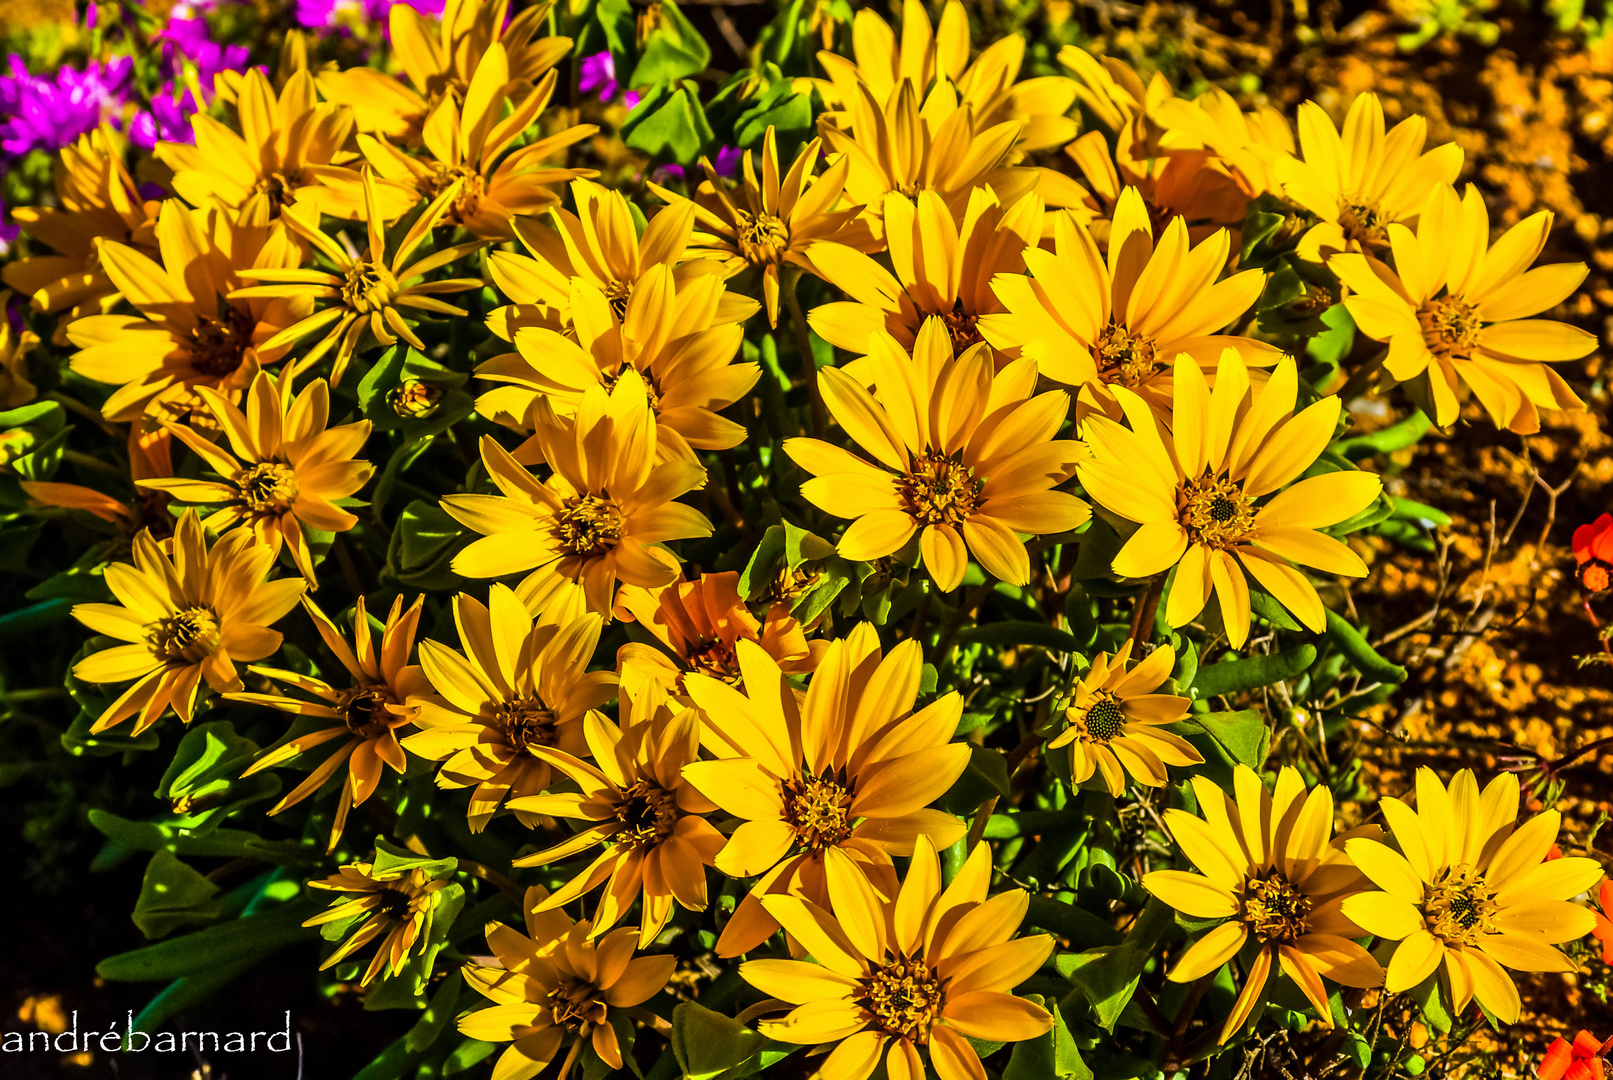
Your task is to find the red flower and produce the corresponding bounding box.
[1541,1031,1613,1080]
[1593,878,1613,966]
[1574,514,1613,593]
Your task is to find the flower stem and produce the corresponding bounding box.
[1127,573,1166,646]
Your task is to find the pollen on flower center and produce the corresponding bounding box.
[858,955,945,1042]
[1070,691,1126,744]
[253,170,305,211]
[603,279,633,322]
[341,685,403,738]
[547,975,606,1032]
[1338,200,1388,245]
[237,461,301,512]
[342,261,397,314]
[1179,475,1256,549]
[613,779,679,849]
[147,605,221,663]
[1424,864,1496,946]
[686,637,741,682]
[374,886,414,922]
[734,209,790,266]
[1417,295,1482,359]
[897,449,983,527]
[780,773,853,851]
[942,300,981,350]
[1243,871,1313,943]
[494,697,558,756]
[1094,322,1160,387]
[188,307,255,377]
[554,494,626,557]
[426,164,485,221]
[1580,558,1613,594]
[388,379,444,419]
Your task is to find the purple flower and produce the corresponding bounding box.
[580,51,641,109]
[295,0,443,29]
[0,55,133,159]
[0,195,18,257]
[128,85,205,149]
[651,146,741,186]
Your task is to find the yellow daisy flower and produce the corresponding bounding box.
[1340,767,1603,1024]
[1,125,161,339]
[69,509,307,734]
[157,69,411,228]
[320,0,571,141]
[401,585,616,831]
[359,47,597,241]
[783,319,1090,593]
[304,849,455,985]
[741,835,1054,1080]
[486,178,742,340]
[459,885,675,1080]
[680,627,971,957]
[979,188,1274,420]
[806,187,1044,360]
[443,374,713,623]
[1153,87,1295,202]
[1076,350,1382,648]
[507,693,726,946]
[138,370,374,584]
[1330,183,1593,433]
[1047,641,1200,796]
[475,264,760,459]
[228,595,429,851]
[232,171,487,387]
[1144,765,1385,1042]
[65,201,312,422]
[649,128,873,328]
[1276,92,1463,263]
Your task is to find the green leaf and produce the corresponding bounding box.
[1247,589,1303,632]
[443,1037,499,1074]
[1190,644,1316,699]
[132,850,222,939]
[1024,896,1121,948]
[1057,899,1173,1030]
[98,902,318,981]
[387,500,471,590]
[622,82,715,164]
[1324,608,1407,684]
[1187,709,1270,770]
[1334,410,1433,460]
[88,809,313,863]
[1004,1001,1091,1080]
[155,721,277,827]
[357,345,473,441]
[955,621,1080,653]
[405,974,461,1053]
[671,1000,768,1080]
[629,0,710,84]
[733,81,813,150]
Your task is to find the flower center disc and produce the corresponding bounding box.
[780,773,853,851]
[859,955,944,1042]
[554,494,626,557]
[898,449,983,527]
[1179,475,1256,549]
[495,697,558,756]
[238,461,301,513]
[1418,295,1482,360]
[343,261,397,314]
[548,975,605,1032]
[1095,322,1160,388]
[1243,871,1313,943]
[342,685,403,738]
[1072,692,1126,744]
[1424,864,1496,946]
[942,300,982,350]
[147,605,221,664]
[375,885,414,922]
[188,307,255,377]
[1580,558,1613,594]
[388,379,443,418]
[734,209,790,266]
[614,779,679,848]
[1338,200,1388,246]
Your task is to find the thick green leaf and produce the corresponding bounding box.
[629,0,710,84]
[1004,1001,1091,1080]
[1191,645,1316,699]
[98,902,318,981]
[1324,608,1408,683]
[622,82,715,164]
[1187,710,1271,770]
[132,850,222,939]
[89,809,313,863]
[1057,898,1173,1031]
[955,621,1080,652]
[671,1000,768,1080]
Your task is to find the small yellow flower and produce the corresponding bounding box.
[66,201,311,422]
[508,692,726,946]
[476,264,760,459]
[1340,767,1603,1024]
[138,370,374,584]
[229,595,429,851]
[1047,641,1200,796]
[459,885,675,1080]
[741,835,1054,1080]
[650,128,874,327]
[784,319,1089,592]
[359,47,597,241]
[70,509,307,734]
[681,627,971,957]
[402,585,616,831]
[1,125,161,339]
[233,171,487,387]
[444,373,713,623]
[980,188,1275,420]
[1330,182,1593,433]
[807,187,1044,360]
[303,847,456,985]
[1077,350,1382,648]
[320,0,571,142]
[1143,765,1386,1043]
[1277,92,1463,263]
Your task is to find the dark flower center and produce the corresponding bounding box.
[1095,322,1159,387]
[614,780,679,849]
[554,494,625,557]
[859,955,944,1042]
[147,606,221,664]
[898,449,983,528]
[780,772,853,852]
[1243,871,1313,943]
[494,697,558,755]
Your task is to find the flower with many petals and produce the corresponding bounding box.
[1077,351,1382,648]
[1144,765,1386,1043]
[459,884,675,1080]
[70,509,306,734]
[403,586,615,830]
[1340,767,1602,1024]
[1574,515,1613,595]
[742,835,1054,1080]
[681,627,971,957]
[303,844,456,985]
[1331,183,1593,433]
[1541,1032,1613,1080]
[785,319,1089,593]
[1048,641,1200,796]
